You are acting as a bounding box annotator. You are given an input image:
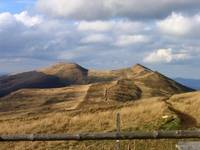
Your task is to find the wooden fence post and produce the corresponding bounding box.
[116,112,120,150]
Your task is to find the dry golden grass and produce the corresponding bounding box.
[0,84,90,114]
[0,97,168,134]
[0,63,197,149]
[168,91,200,127]
[0,90,199,149]
[39,62,88,85]
[0,96,182,150]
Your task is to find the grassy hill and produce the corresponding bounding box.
[0,63,197,150]
[0,63,88,97]
[0,91,200,149]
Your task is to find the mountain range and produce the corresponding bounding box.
[0,63,194,98]
[0,62,195,112]
[0,62,199,150]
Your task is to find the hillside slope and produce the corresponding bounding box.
[83,64,194,107]
[0,63,88,97]
[0,63,194,112]
[0,63,198,150]
[39,63,88,85]
[0,91,200,149]
[0,63,193,98]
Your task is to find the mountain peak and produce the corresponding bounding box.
[40,62,88,74]
[49,62,83,69]
[38,62,88,85]
[131,64,152,74]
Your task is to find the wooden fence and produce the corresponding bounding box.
[1,113,200,142]
[0,130,200,141]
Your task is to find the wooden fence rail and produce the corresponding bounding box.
[1,130,200,142]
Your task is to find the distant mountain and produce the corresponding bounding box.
[0,63,88,97]
[82,64,194,107]
[175,78,200,90]
[39,63,88,85]
[0,63,194,98]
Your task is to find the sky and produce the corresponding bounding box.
[0,0,200,79]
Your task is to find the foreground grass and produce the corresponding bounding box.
[0,97,172,134]
[0,91,200,149]
[0,139,180,150]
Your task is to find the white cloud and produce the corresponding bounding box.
[0,11,42,28]
[14,11,43,27]
[0,11,76,62]
[77,21,113,32]
[36,0,107,20]
[157,12,200,36]
[115,35,149,46]
[36,0,200,20]
[80,34,112,44]
[143,48,190,63]
[0,9,200,77]
[0,12,15,27]
[114,20,145,33]
[77,20,145,33]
